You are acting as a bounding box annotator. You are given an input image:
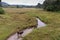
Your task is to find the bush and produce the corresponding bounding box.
[43,0,60,11]
[46,5,55,11]
[0,8,4,14]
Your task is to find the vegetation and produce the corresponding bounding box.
[0,8,4,14]
[0,8,60,40]
[23,9,60,40]
[36,3,42,8]
[0,0,1,7]
[43,0,60,11]
[0,8,37,40]
[0,0,60,40]
[0,0,4,14]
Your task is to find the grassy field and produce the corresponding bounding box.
[0,8,60,40]
[23,9,60,40]
[0,8,37,40]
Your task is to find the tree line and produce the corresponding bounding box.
[0,0,60,13]
[43,0,60,11]
[34,0,60,11]
[0,0,4,14]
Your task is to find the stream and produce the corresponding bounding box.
[7,18,46,40]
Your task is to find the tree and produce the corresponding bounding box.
[43,0,60,11]
[17,5,19,8]
[0,0,1,7]
[36,3,41,8]
[0,0,4,14]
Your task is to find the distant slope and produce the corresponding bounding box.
[1,2,42,8]
[1,2,36,8]
[0,2,9,7]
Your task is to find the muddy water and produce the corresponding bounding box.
[36,18,46,28]
[7,33,18,40]
[7,18,46,40]
[7,28,34,40]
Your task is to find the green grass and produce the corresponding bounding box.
[0,8,37,40]
[0,8,60,40]
[23,9,60,40]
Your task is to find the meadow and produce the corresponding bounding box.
[23,8,60,40]
[0,8,60,40]
[0,8,37,40]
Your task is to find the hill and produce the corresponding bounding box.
[0,2,9,7]
[1,2,42,8]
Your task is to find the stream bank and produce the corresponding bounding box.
[7,18,46,40]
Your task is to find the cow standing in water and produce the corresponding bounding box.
[17,27,23,39]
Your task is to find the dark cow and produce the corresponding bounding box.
[17,27,23,38]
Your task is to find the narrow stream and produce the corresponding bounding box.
[36,18,46,28]
[7,18,46,40]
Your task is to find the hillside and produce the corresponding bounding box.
[0,2,9,7]
[1,2,36,8]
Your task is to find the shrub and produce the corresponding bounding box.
[0,8,4,14]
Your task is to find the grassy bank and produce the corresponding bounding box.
[23,9,60,40]
[0,8,60,40]
[0,8,37,40]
